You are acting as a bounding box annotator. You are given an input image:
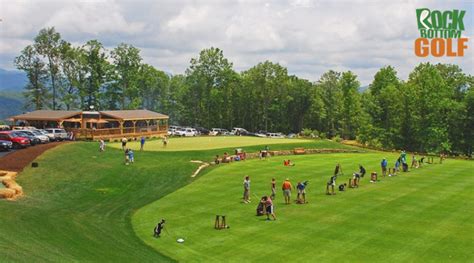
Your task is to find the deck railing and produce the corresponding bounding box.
[68,125,168,140]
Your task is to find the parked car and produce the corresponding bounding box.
[15,131,41,145]
[0,125,11,131]
[194,127,209,135]
[18,129,50,144]
[209,128,218,136]
[0,131,31,148]
[0,139,13,151]
[267,132,285,139]
[231,127,248,136]
[255,130,269,137]
[175,127,197,137]
[13,126,37,130]
[220,129,230,135]
[44,128,68,141]
[168,127,177,136]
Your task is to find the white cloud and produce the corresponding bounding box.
[0,0,472,85]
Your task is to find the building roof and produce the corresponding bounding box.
[11,109,168,122]
[99,110,168,120]
[11,110,82,121]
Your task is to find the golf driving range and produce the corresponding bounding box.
[0,137,472,262]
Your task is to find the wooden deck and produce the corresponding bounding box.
[69,125,168,140]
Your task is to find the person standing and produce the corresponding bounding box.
[270,178,276,200]
[121,137,128,151]
[124,148,130,165]
[243,176,251,203]
[411,154,417,168]
[381,158,388,177]
[128,149,135,164]
[326,175,337,195]
[163,136,168,147]
[282,178,293,204]
[334,163,343,176]
[140,136,146,151]
[99,139,106,152]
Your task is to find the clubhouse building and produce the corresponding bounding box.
[10,109,169,140]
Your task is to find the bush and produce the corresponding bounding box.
[301,128,313,137]
[333,135,342,143]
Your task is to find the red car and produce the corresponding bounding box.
[0,131,31,148]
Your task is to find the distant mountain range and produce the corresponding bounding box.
[0,68,27,91]
[0,68,27,122]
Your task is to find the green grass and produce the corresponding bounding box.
[0,137,343,261]
[109,136,314,151]
[133,153,474,262]
[1,137,471,262]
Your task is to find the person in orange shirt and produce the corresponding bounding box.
[282,178,293,204]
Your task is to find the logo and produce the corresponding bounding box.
[414,8,468,57]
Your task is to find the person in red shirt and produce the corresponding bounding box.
[282,178,293,204]
[262,196,276,221]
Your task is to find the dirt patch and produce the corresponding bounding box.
[0,142,69,172]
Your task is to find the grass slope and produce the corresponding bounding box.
[133,153,474,262]
[109,136,313,151]
[0,138,340,261]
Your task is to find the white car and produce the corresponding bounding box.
[209,128,221,136]
[175,128,197,137]
[168,128,177,136]
[45,128,68,141]
[230,128,249,136]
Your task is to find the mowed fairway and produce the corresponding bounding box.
[133,153,474,262]
[0,137,348,261]
[109,136,313,151]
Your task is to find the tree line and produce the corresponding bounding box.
[15,27,473,155]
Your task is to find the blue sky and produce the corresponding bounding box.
[0,0,472,85]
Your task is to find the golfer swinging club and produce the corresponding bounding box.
[154,219,166,238]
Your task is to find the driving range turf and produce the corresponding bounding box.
[108,136,313,151]
[0,137,472,262]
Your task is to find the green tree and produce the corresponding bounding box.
[241,61,289,131]
[111,43,142,109]
[339,71,361,139]
[14,45,49,110]
[138,64,170,112]
[407,63,451,152]
[287,76,313,132]
[58,42,86,110]
[318,70,342,137]
[34,27,62,109]
[185,47,237,128]
[82,40,111,110]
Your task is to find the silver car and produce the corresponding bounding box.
[45,128,68,141]
[18,129,50,143]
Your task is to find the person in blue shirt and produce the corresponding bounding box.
[140,136,145,151]
[381,158,388,177]
[296,181,308,203]
[128,149,135,164]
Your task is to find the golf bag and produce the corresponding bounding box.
[402,163,408,172]
[256,202,264,216]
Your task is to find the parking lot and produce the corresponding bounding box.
[0,149,15,158]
